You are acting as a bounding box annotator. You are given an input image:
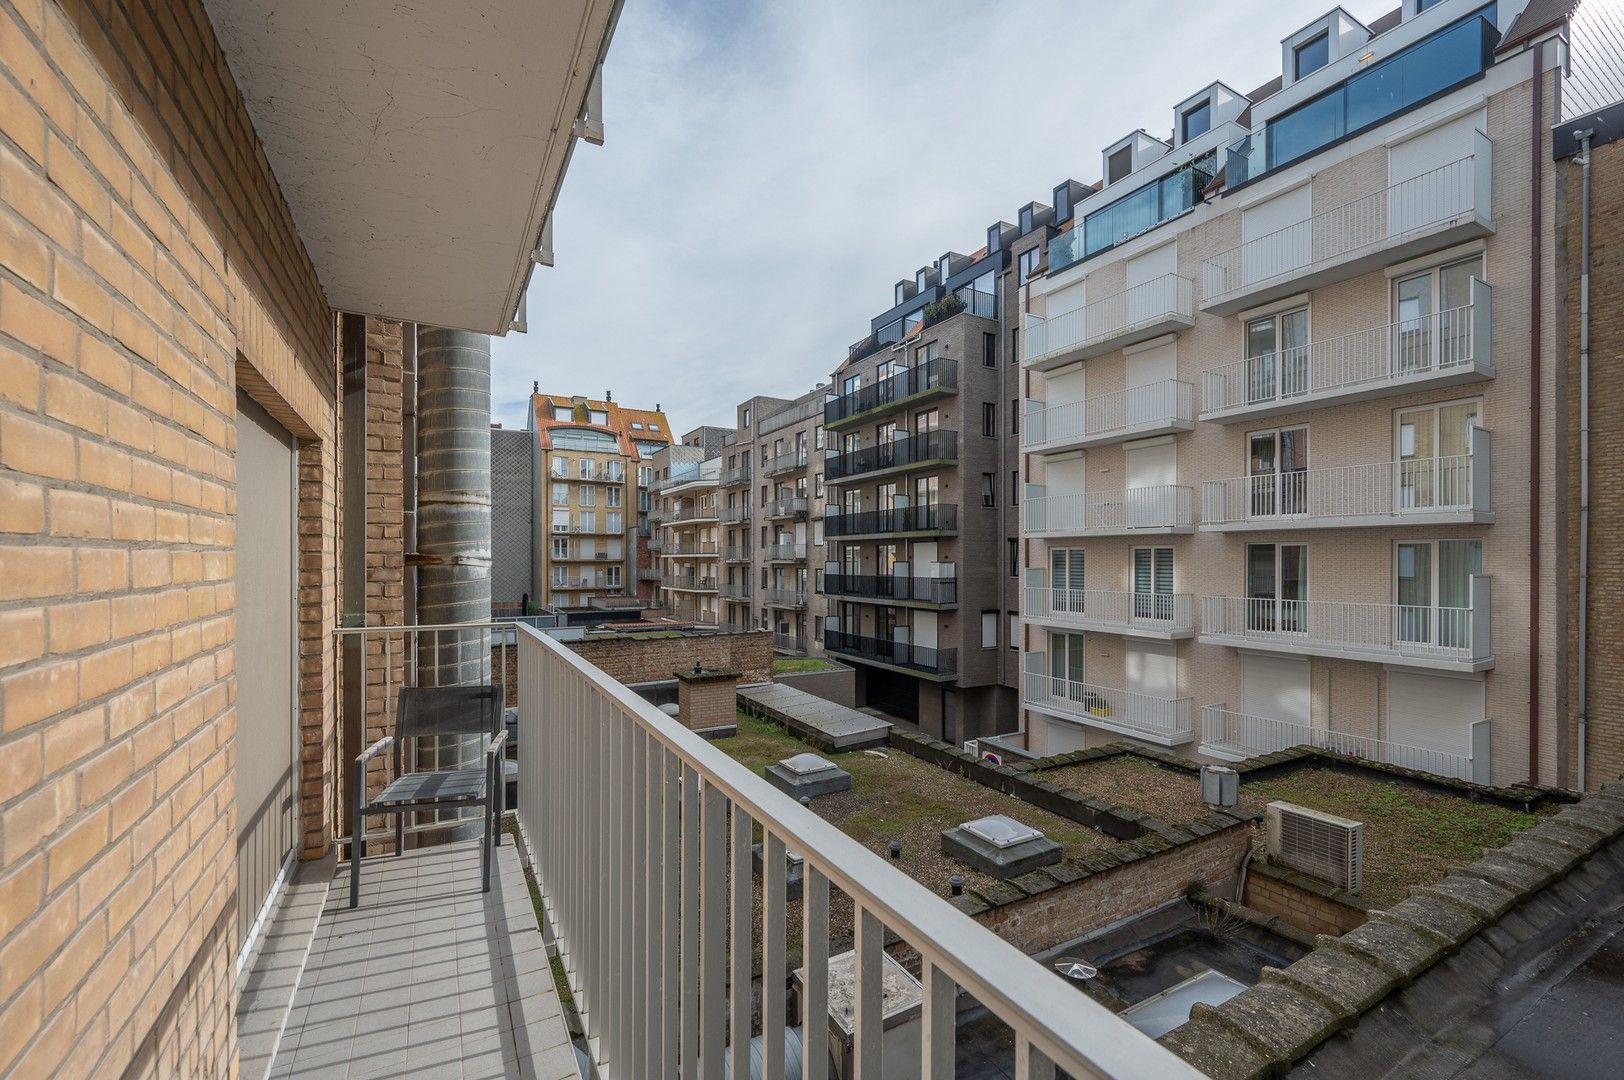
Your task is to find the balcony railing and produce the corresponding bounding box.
[661,574,718,592]
[651,468,708,493]
[565,521,627,536]
[764,542,806,562]
[720,465,753,487]
[765,496,809,520]
[1024,484,1196,536]
[823,503,958,538]
[824,358,959,428]
[763,450,809,477]
[1200,577,1493,671]
[719,580,752,601]
[763,588,808,609]
[824,629,957,677]
[664,541,719,556]
[758,395,824,435]
[825,430,958,484]
[637,567,661,582]
[719,505,750,524]
[771,632,807,655]
[669,505,720,524]
[1022,379,1195,453]
[822,572,958,606]
[1201,433,1492,530]
[1022,273,1195,370]
[1198,705,1486,783]
[1023,586,1194,639]
[722,545,752,563]
[1201,281,1493,421]
[1023,655,1193,746]
[513,625,1193,1079]
[1202,144,1494,314]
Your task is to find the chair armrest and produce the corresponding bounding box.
[355,736,394,767]
[484,731,508,758]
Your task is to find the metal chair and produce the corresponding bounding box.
[350,684,507,908]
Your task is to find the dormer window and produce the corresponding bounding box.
[1181,100,1211,142]
[915,269,928,290]
[895,282,908,305]
[1294,31,1329,79]
[1019,205,1034,232]
[1106,145,1133,185]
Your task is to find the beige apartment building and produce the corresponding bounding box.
[1016,0,1567,788]
[651,438,724,625]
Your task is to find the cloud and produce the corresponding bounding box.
[492,0,1373,433]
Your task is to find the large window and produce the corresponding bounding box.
[1133,548,1174,620]
[1294,32,1329,80]
[1397,399,1480,509]
[1244,307,1309,404]
[1246,543,1307,632]
[1050,548,1084,613]
[1247,426,1309,517]
[1396,539,1481,646]
[1182,100,1211,142]
[1393,255,1482,374]
[1018,247,1041,285]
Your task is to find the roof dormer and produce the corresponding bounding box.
[1281,8,1371,88]
[938,251,967,280]
[893,279,916,306]
[1051,180,1089,227]
[1018,201,1054,236]
[986,220,1017,253]
[1171,82,1249,148]
[1101,131,1170,188]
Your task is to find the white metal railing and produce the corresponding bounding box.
[514,624,1200,1079]
[1198,705,1475,781]
[1023,655,1193,742]
[765,542,807,561]
[1200,577,1491,666]
[669,505,720,523]
[1023,586,1194,636]
[1024,484,1196,535]
[1201,435,1491,528]
[1024,273,1195,366]
[1202,146,1492,305]
[1202,281,1492,415]
[1023,379,1195,451]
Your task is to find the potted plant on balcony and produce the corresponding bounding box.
[922,294,966,327]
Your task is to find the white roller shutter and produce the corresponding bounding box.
[1045,717,1090,755]
[1127,242,1177,288]
[1241,653,1310,725]
[1242,182,1313,284]
[1386,671,1481,757]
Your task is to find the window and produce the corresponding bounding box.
[1106,145,1134,185]
[639,466,652,487]
[1050,548,1085,611]
[814,424,825,449]
[1397,399,1480,508]
[814,615,824,644]
[551,537,569,559]
[1182,100,1211,142]
[551,482,569,507]
[1011,471,1020,505]
[914,409,939,435]
[1018,247,1041,285]
[1048,631,1086,683]
[914,475,938,510]
[1247,426,1309,516]
[607,486,622,508]
[631,421,643,431]
[1395,539,1481,646]
[1245,543,1308,631]
[578,486,595,507]
[649,423,661,432]
[605,566,622,588]
[1244,307,1309,404]
[982,403,997,438]
[814,472,824,498]
[979,611,998,650]
[552,406,572,421]
[1007,613,1019,650]
[1010,327,1019,365]
[981,473,995,507]
[1008,538,1019,578]
[579,458,591,480]
[914,341,938,366]
[607,512,622,534]
[551,509,569,533]
[1393,256,1483,374]
[579,511,596,533]
[1009,398,1020,435]
[983,332,997,367]
[589,409,608,425]
[1294,31,1329,80]
[1133,548,1175,620]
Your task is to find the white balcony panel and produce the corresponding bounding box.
[1201,280,1494,422]
[1023,659,1194,746]
[1201,142,1495,315]
[1023,274,1195,371]
[1023,379,1196,454]
[1199,576,1493,672]
[1198,705,1487,783]
[1024,587,1195,640]
[1200,430,1493,531]
[1024,484,1196,537]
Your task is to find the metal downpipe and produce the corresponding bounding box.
[1575,127,1594,791]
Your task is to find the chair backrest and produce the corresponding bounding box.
[395,684,505,741]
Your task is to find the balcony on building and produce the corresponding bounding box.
[772,631,808,656]
[1198,704,1491,784]
[1024,484,1196,537]
[1022,274,1196,372]
[662,573,719,593]
[1201,428,1493,531]
[637,566,661,582]
[1023,581,1195,640]
[566,520,627,536]
[664,540,719,557]
[1199,575,1494,672]
[1022,653,1194,747]
[765,496,810,521]
[720,464,753,487]
[719,505,751,525]
[824,629,957,680]
[825,430,958,485]
[1022,379,1196,454]
[765,541,807,563]
[719,580,752,601]
[821,568,958,608]
[1202,280,1494,422]
[763,449,809,478]
[824,357,959,430]
[1045,151,1218,278]
[669,503,720,525]
[824,503,958,540]
[722,544,752,564]
[758,395,824,436]
[763,587,808,609]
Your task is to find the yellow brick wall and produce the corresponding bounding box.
[0,0,338,1075]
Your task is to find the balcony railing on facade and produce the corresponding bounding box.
[824,628,958,678]
[763,587,808,609]
[758,395,824,435]
[1023,584,1195,640]
[1022,654,1194,747]
[1022,273,1195,372]
[764,542,806,563]
[720,464,753,487]
[648,507,669,525]
[1201,433,1492,532]
[719,505,751,524]
[1202,144,1495,315]
[1022,379,1196,454]
[551,462,627,484]
[562,521,628,536]
[663,541,719,557]
[636,567,661,582]
[763,450,809,477]
[825,429,958,485]
[512,625,1197,1080]
[719,580,752,601]
[1199,577,1493,672]
[651,468,707,494]
[1024,484,1196,537]
[553,573,624,591]
[823,503,958,539]
[771,632,808,655]
[661,574,719,592]
[1198,705,1490,784]
[821,572,958,607]
[722,545,752,564]
[645,537,665,553]
[824,357,959,429]
[765,496,809,520]
[1201,281,1494,422]
[668,505,720,524]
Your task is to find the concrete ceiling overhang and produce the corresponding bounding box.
[203,0,616,335]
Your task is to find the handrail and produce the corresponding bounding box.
[1023,379,1195,450]
[1023,273,1194,366]
[1199,705,1473,781]
[1200,445,1486,526]
[1023,484,1196,534]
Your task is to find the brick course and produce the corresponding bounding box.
[567,630,773,686]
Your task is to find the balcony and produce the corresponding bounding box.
[1201,432,1492,531]
[1024,484,1196,537]
[771,632,807,655]
[720,464,753,487]
[824,503,958,539]
[668,505,719,525]
[1198,705,1489,784]
[763,587,808,609]
[1201,281,1493,422]
[765,541,806,563]
[663,540,719,557]
[1022,379,1195,454]
[719,580,752,601]
[1199,577,1493,672]
[1022,274,1195,371]
[765,496,809,520]
[758,394,824,435]
[1023,585,1195,640]
[825,429,958,485]
[824,629,957,679]
[722,545,752,563]
[662,574,718,593]
[637,567,661,582]
[822,570,958,607]
[719,505,751,524]
[1023,654,1193,747]
[1201,144,1494,315]
[564,521,627,536]
[763,449,809,477]
[824,357,959,430]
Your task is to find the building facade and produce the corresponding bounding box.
[651,440,722,624]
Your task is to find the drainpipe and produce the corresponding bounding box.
[1527,41,1546,786]
[1574,127,1595,791]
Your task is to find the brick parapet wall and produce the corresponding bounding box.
[1242,860,1369,937]
[567,630,773,686]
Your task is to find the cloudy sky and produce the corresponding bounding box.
[492,0,1384,433]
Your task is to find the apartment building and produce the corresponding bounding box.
[526,392,672,608]
[651,440,723,624]
[1015,0,1566,788]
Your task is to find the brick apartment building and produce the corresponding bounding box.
[0,0,615,1074]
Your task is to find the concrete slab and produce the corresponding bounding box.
[739,682,890,751]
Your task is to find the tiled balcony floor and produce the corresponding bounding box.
[265,838,580,1079]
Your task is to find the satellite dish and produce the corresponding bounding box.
[982,751,1003,766]
[1054,958,1098,981]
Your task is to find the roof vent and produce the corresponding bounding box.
[961,814,1042,850]
[780,753,837,776]
[1266,800,1364,894]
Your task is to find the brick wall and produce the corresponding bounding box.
[1242,861,1368,937]
[0,0,338,1075]
[675,671,739,732]
[567,630,773,686]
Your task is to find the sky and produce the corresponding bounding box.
[491,0,1392,434]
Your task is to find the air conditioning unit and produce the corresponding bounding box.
[1266,801,1364,894]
